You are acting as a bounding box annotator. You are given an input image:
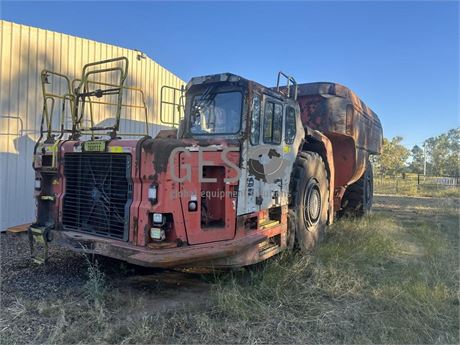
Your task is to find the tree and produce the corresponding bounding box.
[444,128,460,176]
[372,136,410,176]
[424,128,459,176]
[409,145,425,174]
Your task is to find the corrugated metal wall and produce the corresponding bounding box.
[0,20,185,231]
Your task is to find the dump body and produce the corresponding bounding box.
[295,82,383,193]
[296,82,382,154]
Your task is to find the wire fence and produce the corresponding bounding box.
[374,173,460,196]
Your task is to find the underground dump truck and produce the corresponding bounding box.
[27,58,383,267]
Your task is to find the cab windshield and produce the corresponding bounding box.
[190,89,242,135]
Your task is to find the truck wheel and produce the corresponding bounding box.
[339,160,373,217]
[290,152,329,252]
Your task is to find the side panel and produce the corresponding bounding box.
[179,150,240,245]
[327,133,356,188]
[138,138,189,246]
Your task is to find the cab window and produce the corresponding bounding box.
[190,91,242,135]
[285,106,296,144]
[263,101,283,144]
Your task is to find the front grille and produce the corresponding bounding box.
[62,153,132,240]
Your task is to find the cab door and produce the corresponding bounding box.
[237,94,289,215]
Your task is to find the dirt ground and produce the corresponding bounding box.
[1,194,458,344]
[0,234,212,318]
[1,229,212,343]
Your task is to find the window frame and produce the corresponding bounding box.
[263,99,283,145]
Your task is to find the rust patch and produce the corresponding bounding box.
[296,82,383,155]
[142,138,185,176]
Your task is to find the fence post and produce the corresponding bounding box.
[417,174,420,191]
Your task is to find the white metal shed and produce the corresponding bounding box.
[0,20,185,231]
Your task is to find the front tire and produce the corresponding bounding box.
[290,152,329,252]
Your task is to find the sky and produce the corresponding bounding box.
[1,1,459,148]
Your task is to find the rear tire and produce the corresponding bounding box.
[290,152,329,252]
[339,159,373,217]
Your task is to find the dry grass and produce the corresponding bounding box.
[374,175,460,198]
[1,195,459,344]
[83,255,108,308]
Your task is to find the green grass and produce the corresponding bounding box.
[2,196,459,344]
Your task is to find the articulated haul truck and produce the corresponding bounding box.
[27,58,382,267]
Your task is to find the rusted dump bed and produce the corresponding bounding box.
[296,82,383,154]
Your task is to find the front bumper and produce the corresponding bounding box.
[52,230,267,268]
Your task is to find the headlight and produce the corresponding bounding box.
[188,201,197,211]
[150,227,165,241]
[35,178,41,190]
[148,184,157,203]
[152,213,163,224]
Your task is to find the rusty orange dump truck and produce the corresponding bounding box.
[27,58,382,267]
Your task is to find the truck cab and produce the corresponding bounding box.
[178,73,305,215]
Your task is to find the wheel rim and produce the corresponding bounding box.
[303,179,321,226]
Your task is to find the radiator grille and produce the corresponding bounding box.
[62,153,132,240]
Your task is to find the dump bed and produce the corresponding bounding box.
[296,82,383,155]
